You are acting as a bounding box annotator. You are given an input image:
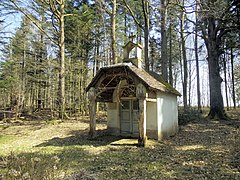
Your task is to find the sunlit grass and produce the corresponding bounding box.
[0,135,15,144]
[0,109,239,179]
[175,144,205,151]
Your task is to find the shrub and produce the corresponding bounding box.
[178,107,203,125]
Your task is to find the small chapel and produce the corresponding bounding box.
[86,39,181,146]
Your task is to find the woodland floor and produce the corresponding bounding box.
[0,109,239,179]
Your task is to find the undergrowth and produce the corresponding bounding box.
[1,153,60,179]
[178,108,204,125]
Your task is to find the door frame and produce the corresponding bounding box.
[120,98,139,135]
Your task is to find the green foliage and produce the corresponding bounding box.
[0,61,17,89]
[0,80,9,89]
[65,1,95,55]
[1,0,239,117]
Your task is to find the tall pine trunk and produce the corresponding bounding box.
[58,1,66,119]
[38,12,45,110]
[111,0,117,64]
[160,0,168,81]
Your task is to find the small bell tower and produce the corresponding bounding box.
[123,34,143,69]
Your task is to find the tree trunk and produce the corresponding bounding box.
[180,8,188,111]
[111,0,117,64]
[207,18,225,119]
[160,0,168,82]
[21,35,26,113]
[208,54,225,118]
[37,13,45,110]
[142,0,150,72]
[223,52,229,111]
[58,1,66,119]
[169,21,173,86]
[195,6,202,113]
[124,10,127,44]
[188,60,192,107]
[231,47,236,109]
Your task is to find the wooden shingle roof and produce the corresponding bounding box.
[128,65,181,96]
[86,63,181,97]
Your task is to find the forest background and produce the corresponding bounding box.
[0,0,239,119]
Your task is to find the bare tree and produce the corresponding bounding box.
[195,2,202,112]
[198,0,240,119]
[180,0,188,110]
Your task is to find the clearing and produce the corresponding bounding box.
[0,110,239,179]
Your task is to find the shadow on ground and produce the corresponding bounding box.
[35,129,131,147]
[1,109,240,179]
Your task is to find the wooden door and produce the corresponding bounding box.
[120,100,139,134]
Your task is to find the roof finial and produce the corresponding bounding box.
[129,32,136,42]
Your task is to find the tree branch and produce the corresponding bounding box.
[9,0,57,45]
[99,0,112,15]
[123,0,143,29]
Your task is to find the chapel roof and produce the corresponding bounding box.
[86,63,181,97]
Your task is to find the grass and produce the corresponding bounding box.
[0,109,239,179]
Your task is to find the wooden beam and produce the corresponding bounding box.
[136,83,147,147]
[146,98,157,102]
[88,87,96,138]
[95,72,131,89]
[98,85,135,93]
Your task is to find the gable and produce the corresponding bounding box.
[86,63,181,102]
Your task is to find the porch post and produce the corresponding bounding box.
[88,87,96,138]
[136,83,147,147]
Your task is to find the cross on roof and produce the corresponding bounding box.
[129,32,136,42]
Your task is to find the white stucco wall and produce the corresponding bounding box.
[157,92,178,140]
[146,101,157,130]
[146,101,158,139]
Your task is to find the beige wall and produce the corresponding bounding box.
[146,101,157,138]
[157,92,178,140]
